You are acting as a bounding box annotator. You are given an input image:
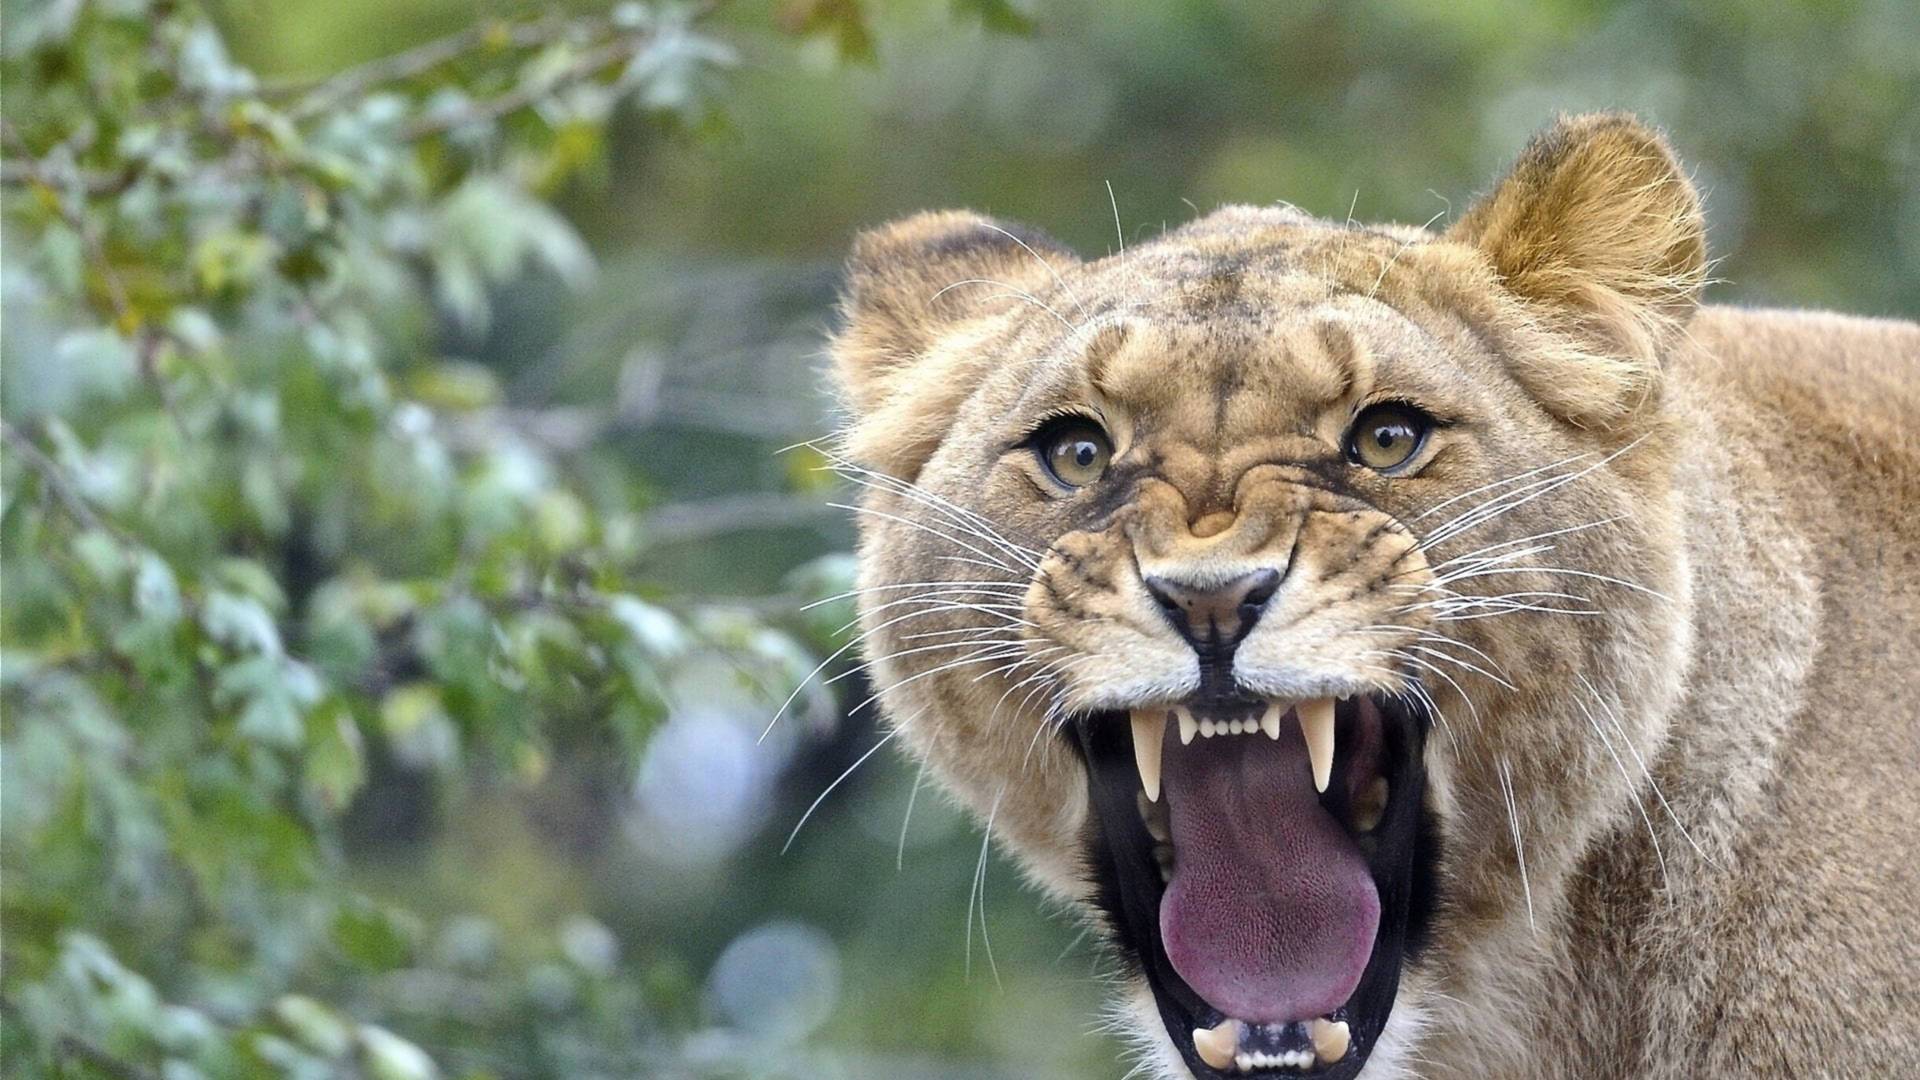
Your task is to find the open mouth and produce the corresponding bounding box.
[1070,693,1438,1078]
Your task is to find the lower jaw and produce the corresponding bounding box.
[1070,697,1438,1079]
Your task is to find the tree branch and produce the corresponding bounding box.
[397,35,644,143]
[643,493,836,547]
[1,420,117,538]
[52,1036,161,1080]
[280,15,573,119]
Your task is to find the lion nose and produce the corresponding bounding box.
[1143,568,1282,650]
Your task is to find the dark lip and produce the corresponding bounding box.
[1068,692,1439,1079]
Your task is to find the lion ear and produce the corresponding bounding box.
[830,210,1078,477]
[1446,113,1708,427]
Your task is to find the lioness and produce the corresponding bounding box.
[825,113,1919,1078]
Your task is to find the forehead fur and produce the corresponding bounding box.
[830,112,1707,479]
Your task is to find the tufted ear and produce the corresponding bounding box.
[1446,113,1708,428]
[830,210,1079,477]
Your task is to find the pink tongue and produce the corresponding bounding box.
[1158,719,1378,1024]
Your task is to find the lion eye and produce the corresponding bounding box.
[1037,418,1113,488]
[1345,403,1431,472]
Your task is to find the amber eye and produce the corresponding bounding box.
[1345,403,1431,472]
[1036,417,1114,488]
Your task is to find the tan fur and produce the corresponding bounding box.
[828,113,1920,1078]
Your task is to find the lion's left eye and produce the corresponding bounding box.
[1344,403,1431,472]
[1036,417,1113,487]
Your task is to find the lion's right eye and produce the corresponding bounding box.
[1035,417,1113,488]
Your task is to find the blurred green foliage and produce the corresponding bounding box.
[6,2,1916,1080]
[0,2,851,1077]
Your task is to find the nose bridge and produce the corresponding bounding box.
[1143,568,1282,648]
[1128,470,1299,568]
[1127,467,1310,660]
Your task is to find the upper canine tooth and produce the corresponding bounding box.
[1130,709,1165,802]
[1191,1018,1242,1071]
[1176,706,1198,745]
[1299,697,1336,793]
[1260,703,1282,740]
[1309,1017,1350,1064]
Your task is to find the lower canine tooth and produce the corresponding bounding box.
[1176,706,1198,745]
[1191,1019,1242,1071]
[1131,709,1165,801]
[1354,776,1389,832]
[1309,1017,1350,1064]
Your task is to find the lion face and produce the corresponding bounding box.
[830,115,1707,1079]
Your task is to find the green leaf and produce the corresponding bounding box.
[132,551,184,624]
[437,178,594,291]
[201,590,284,655]
[777,0,876,64]
[41,329,137,413]
[331,901,413,971]
[359,1025,440,1080]
[532,490,589,551]
[607,595,685,659]
[73,528,129,585]
[302,699,365,812]
[274,994,356,1058]
[953,0,1036,34]
[39,223,85,294]
[192,227,275,296]
[379,682,457,770]
[210,558,288,613]
[217,654,320,747]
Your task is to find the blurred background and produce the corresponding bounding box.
[3,1,1915,1078]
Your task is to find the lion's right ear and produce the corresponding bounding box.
[830,211,1078,478]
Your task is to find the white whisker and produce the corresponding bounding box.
[967,790,1005,988]
[783,721,908,854]
[897,757,929,872]
[1495,757,1536,933]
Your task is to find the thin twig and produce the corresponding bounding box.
[393,0,730,141]
[644,493,835,547]
[0,158,129,194]
[1,420,117,537]
[279,15,574,118]
[397,35,645,143]
[51,1036,160,1080]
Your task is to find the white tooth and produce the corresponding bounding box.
[1355,776,1390,832]
[1191,1019,1242,1071]
[1310,1017,1351,1064]
[1131,709,1165,801]
[1261,703,1282,740]
[1177,706,1198,745]
[1202,719,1218,738]
[1298,697,1336,793]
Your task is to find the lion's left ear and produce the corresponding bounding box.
[1446,113,1707,427]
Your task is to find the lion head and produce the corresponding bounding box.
[827,113,1708,1079]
